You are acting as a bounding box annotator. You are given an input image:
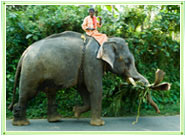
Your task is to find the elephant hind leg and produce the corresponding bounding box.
[73,85,90,118]
[12,103,30,126]
[12,81,39,126]
[46,88,62,122]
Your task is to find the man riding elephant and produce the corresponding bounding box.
[8,30,161,126]
[82,8,108,46]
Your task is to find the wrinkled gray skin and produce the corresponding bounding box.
[9,31,156,126]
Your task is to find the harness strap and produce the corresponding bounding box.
[78,35,87,84]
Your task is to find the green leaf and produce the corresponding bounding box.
[105,5,112,12]
[113,5,119,13]
[26,34,33,39]
[33,35,38,40]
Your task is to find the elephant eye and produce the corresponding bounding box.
[125,58,131,67]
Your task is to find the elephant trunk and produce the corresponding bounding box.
[127,65,150,86]
[127,66,160,113]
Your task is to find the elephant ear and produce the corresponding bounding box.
[97,42,116,69]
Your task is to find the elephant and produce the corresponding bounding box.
[8,31,160,126]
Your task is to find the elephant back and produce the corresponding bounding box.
[45,31,82,40]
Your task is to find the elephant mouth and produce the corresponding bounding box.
[123,70,149,87]
[127,76,149,87]
[125,70,150,87]
[122,72,139,86]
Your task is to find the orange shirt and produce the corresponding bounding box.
[82,15,108,46]
[82,16,101,36]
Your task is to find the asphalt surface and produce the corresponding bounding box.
[6,115,180,131]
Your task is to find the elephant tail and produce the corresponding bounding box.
[8,54,24,111]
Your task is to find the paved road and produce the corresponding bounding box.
[6,115,180,131]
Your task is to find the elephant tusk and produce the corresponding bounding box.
[128,77,136,87]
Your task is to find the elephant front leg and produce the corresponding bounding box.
[73,105,90,118]
[73,86,90,118]
[46,90,62,122]
[83,59,104,126]
[89,90,104,126]
[86,82,104,126]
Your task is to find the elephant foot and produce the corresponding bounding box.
[73,105,90,118]
[48,114,62,122]
[12,118,30,126]
[90,119,105,126]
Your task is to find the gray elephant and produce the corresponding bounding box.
[8,31,160,126]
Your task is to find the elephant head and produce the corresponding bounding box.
[97,37,161,113]
[97,37,149,86]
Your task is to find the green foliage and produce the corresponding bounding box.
[6,5,180,118]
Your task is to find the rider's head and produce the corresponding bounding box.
[89,8,95,18]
